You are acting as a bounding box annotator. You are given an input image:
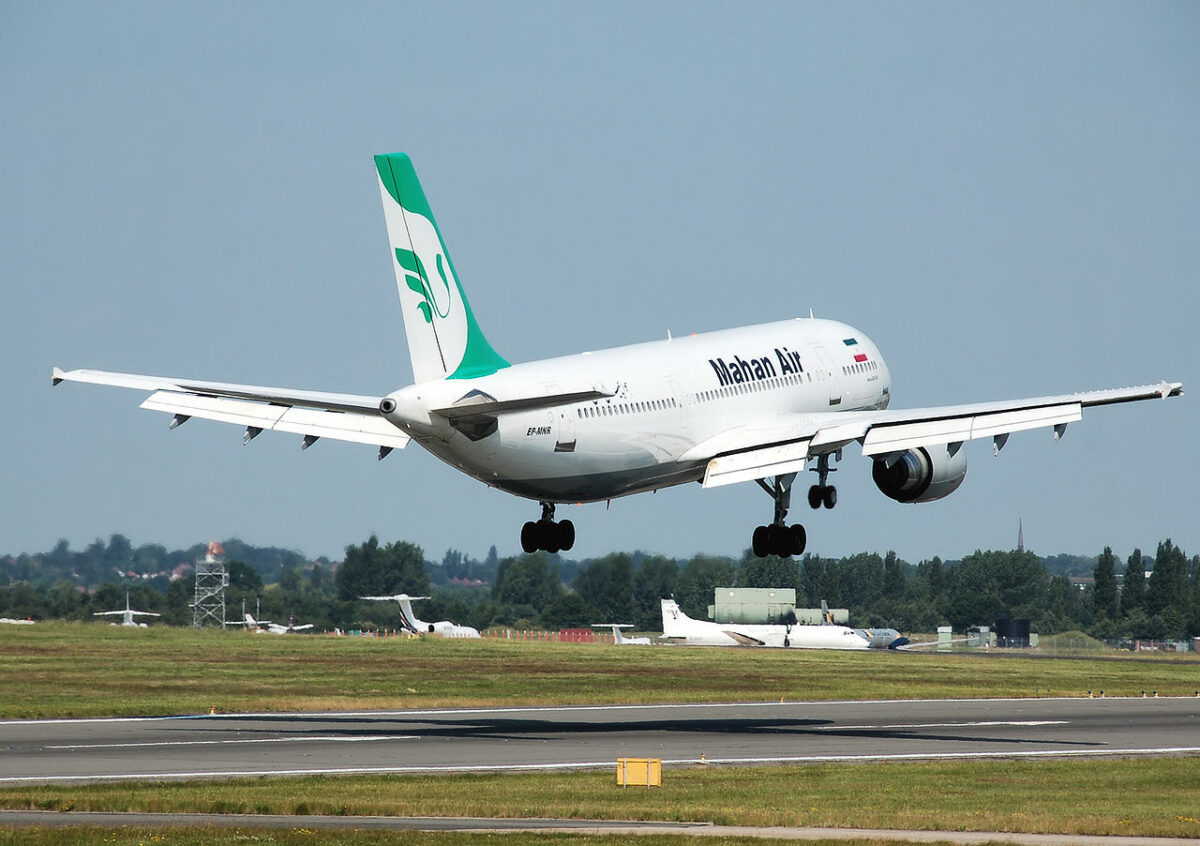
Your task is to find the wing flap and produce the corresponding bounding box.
[862,403,1082,456]
[703,439,811,488]
[141,391,411,449]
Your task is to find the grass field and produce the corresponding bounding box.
[0,623,1196,719]
[2,623,1198,843]
[1,757,1199,838]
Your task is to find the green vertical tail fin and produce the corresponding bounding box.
[375,153,508,383]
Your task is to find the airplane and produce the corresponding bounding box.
[242,612,314,634]
[660,597,870,650]
[359,593,481,638]
[52,153,1184,558]
[93,591,161,627]
[817,599,908,650]
[592,623,652,645]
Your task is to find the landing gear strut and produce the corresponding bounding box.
[807,452,838,510]
[751,473,807,558]
[520,502,575,554]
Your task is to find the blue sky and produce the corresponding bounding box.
[3,3,1196,566]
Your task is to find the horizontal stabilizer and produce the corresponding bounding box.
[432,388,612,419]
[141,392,411,450]
[53,368,384,414]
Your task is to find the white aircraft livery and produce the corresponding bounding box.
[360,594,481,638]
[661,598,869,650]
[53,154,1183,558]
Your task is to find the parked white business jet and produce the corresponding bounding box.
[93,591,160,627]
[359,593,481,638]
[52,154,1183,557]
[661,598,869,650]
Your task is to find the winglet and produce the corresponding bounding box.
[51,367,65,386]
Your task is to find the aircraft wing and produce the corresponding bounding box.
[52,368,410,453]
[694,382,1182,488]
[93,610,160,617]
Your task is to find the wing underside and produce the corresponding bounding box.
[697,382,1182,488]
[53,368,410,453]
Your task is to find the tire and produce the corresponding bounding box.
[823,486,837,509]
[808,485,823,509]
[520,521,538,553]
[789,524,807,556]
[752,525,770,558]
[558,519,575,551]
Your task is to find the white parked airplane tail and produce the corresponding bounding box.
[374,153,509,385]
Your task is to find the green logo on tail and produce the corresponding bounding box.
[396,248,451,323]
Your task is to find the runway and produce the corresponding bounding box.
[0,697,1196,784]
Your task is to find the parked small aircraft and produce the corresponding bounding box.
[243,613,314,634]
[360,594,480,638]
[660,597,869,650]
[592,623,651,645]
[93,592,161,627]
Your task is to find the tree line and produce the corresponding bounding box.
[2,535,1198,641]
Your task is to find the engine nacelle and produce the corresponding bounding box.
[872,445,968,503]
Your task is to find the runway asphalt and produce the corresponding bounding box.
[0,696,1196,784]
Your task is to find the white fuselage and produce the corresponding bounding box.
[660,598,870,650]
[383,317,890,503]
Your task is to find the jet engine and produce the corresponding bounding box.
[872,445,967,503]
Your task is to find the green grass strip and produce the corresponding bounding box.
[1,624,1196,719]
[1,758,1198,838]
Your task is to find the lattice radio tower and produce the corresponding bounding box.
[193,541,229,628]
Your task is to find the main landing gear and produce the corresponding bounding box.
[807,452,838,510]
[520,502,575,554]
[751,473,807,558]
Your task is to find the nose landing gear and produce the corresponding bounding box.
[751,473,807,558]
[520,501,575,554]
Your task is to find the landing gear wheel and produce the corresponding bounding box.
[808,485,823,510]
[752,525,770,558]
[520,521,538,554]
[789,523,807,555]
[557,519,575,552]
[822,486,837,509]
[519,503,575,554]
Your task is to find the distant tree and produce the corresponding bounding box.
[227,560,264,592]
[539,592,597,629]
[944,550,1046,630]
[798,555,830,606]
[574,553,634,623]
[883,551,905,598]
[632,556,678,631]
[1092,547,1119,620]
[46,579,83,620]
[492,552,562,610]
[673,554,734,619]
[1122,549,1146,615]
[838,553,886,609]
[738,550,798,590]
[1147,540,1189,623]
[335,536,429,600]
[818,560,843,608]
